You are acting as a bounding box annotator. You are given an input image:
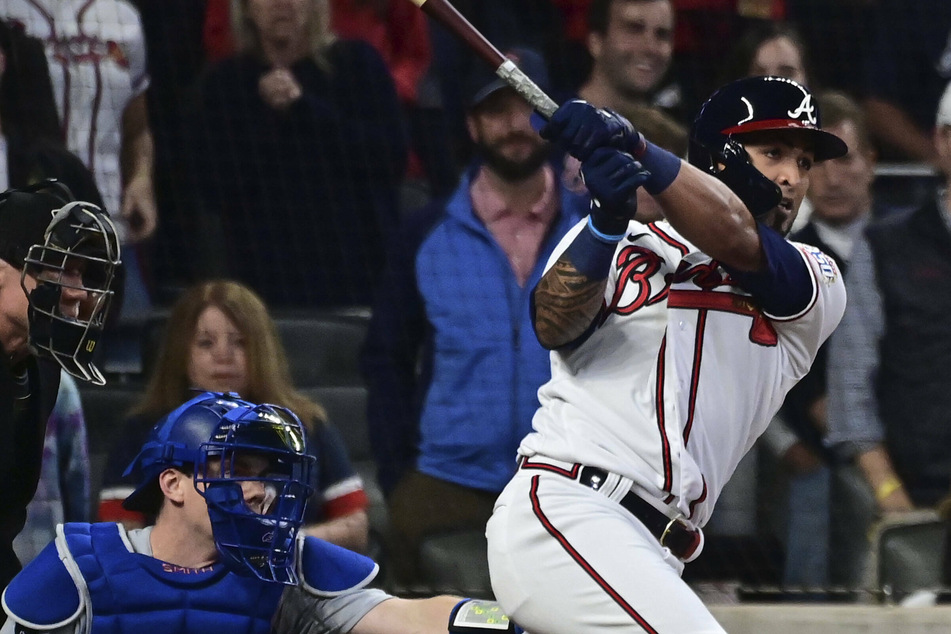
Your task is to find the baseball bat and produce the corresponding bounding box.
[409,0,559,118]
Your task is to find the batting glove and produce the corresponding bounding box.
[540,100,646,162]
[581,147,652,239]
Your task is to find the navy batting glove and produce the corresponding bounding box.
[540,100,646,162]
[582,147,652,238]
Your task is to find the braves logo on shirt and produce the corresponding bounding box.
[49,35,129,68]
[607,245,668,314]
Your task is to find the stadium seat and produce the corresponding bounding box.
[272,310,370,387]
[870,510,947,602]
[302,385,388,564]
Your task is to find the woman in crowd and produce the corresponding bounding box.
[98,280,370,552]
[191,0,407,308]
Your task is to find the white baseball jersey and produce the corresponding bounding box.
[518,217,846,526]
[487,218,845,633]
[1,0,150,218]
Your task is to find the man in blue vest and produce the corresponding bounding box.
[1,391,518,633]
[361,46,587,588]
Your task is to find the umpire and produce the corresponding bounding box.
[0,181,121,587]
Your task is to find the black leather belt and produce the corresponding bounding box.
[519,457,702,561]
[577,466,701,561]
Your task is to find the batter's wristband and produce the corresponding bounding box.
[564,220,620,279]
[630,136,681,195]
[586,215,627,243]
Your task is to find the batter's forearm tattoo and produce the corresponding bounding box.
[533,257,607,348]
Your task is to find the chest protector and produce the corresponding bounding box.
[4,523,284,633]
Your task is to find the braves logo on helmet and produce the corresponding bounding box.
[787,92,817,125]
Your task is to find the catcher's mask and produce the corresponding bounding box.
[688,76,848,216]
[123,392,315,585]
[0,180,121,384]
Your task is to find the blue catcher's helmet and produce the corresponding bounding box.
[688,76,848,216]
[123,392,316,585]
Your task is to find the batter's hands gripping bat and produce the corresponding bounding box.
[408,0,558,118]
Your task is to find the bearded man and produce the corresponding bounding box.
[360,47,587,588]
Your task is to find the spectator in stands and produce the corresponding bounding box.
[0,19,103,206]
[552,1,690,225]
[765,91,876,590]
[2,0,158,317]
[670,0,786,116]
[577,0,685,123]
[550,0,692,229]
[13,372,90,565]
[192,0,407,308]
[859,0,951,164]
[713,26,846,589]
[826,81,951,521]
[98,280,370,552]
[360,47,587,587]
[721,21,810,88]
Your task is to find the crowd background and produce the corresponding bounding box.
[2,0,950,608]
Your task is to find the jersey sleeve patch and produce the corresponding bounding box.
[1,541,83,628]
[298,536,380,597]
[801,244,839,285]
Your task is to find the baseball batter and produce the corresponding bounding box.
[486,77,848,633]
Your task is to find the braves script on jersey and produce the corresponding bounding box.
[519,217,846,526]
[2,0,149,219]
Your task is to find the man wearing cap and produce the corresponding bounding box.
[0,181,121,588]
[484,75,848,632]
[360,47,587,588]
[826,81,951,586]
[577,0,682,120]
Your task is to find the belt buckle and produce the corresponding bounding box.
[659,516,702,561]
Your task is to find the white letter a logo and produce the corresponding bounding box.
[788,94,816,124]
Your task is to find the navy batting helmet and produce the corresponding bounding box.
[688,76,848,216]
[123,391,315,584]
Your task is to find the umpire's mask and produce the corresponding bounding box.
[1,180,122,384]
